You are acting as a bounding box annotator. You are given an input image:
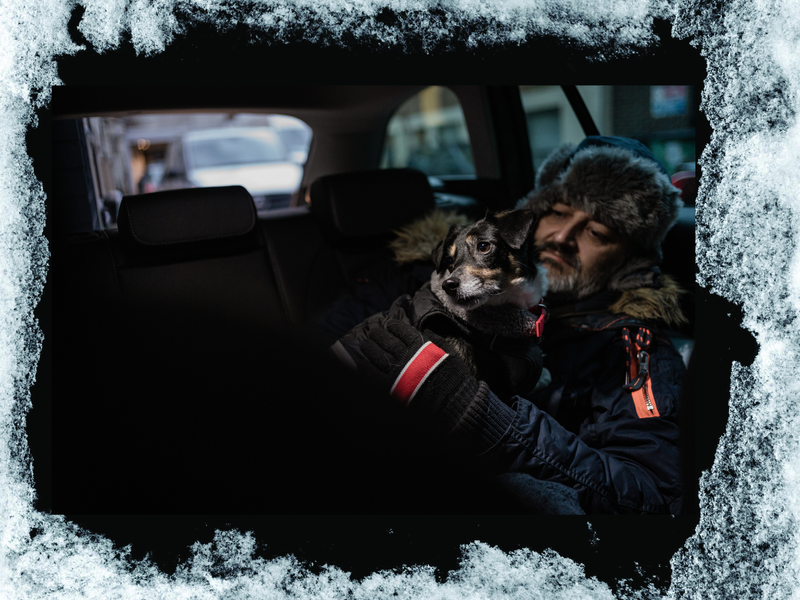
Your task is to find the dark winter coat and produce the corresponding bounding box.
[489,287,687,514]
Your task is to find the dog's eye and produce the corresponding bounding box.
[445,256,454,269]
[477,241,492,253]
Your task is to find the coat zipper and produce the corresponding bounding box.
[642,377,654,412]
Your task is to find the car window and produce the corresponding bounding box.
[521,85,697,206]
[82,113,313,227]
[380,86,475,178]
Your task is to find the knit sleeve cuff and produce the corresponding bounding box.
[443,381,517,454]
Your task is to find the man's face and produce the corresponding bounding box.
[534,202,629,300]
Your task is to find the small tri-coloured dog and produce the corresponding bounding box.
[431,209,545,315]
[334,208,548,400]
[427,209,548,397]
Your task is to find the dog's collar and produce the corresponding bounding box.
[527,299,548,338]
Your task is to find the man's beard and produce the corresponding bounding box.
[535,241,618,304]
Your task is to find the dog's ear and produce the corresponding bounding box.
[432,224,461,269]
[494,210,536,250]
[432,239,444,268]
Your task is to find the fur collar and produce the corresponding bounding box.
[608,273,688,329]
[389,209,470,265]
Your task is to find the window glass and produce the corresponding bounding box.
[380,86,475,178]
[526,108,561,174]
[520,85,696,205]
[83,113,312,227]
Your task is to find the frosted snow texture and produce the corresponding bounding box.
[9,522,617,599]
[75,0,670,54]
[668,0,800,597]
[1,0,799,599]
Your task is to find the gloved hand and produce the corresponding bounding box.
[359,318,516,455]
[359,318,480,412]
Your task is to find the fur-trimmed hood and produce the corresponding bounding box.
[610,274,688,328]
[389,209,470,265]
[389,208,687,329]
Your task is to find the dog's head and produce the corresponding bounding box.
[431,210,547,312]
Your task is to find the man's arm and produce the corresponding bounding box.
[359,319,685,514]
[494,334,686,514]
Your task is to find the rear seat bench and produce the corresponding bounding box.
[55,168,441,363]
[53,169,442,402]
[52,166,694,510]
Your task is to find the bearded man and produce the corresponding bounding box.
[354,136,689,515]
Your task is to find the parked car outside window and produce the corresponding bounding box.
[162,127,303,211]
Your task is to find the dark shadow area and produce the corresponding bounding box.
[57,9,704,87]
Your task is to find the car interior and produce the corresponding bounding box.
[49,85,697,514]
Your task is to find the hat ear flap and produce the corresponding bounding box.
[494,210,535,250]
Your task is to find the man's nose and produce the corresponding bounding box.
[552,220,581,245]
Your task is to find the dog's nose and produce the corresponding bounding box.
[443,278,460,295]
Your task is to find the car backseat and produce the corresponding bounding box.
[259,168,437,327]
[55,168,437,342]
[53,170,440,429]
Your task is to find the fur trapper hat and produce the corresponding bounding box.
[518,136,683,263]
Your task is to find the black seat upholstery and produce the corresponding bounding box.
[310,168,436,242]
[259,168,437,331]
[309,167,436,276]
[53,186,300,509]
[111,186,284,331]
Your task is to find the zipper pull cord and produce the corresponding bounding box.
[624,350,650,392]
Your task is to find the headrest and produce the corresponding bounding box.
[309,169,435,239]
[117,186,259,263]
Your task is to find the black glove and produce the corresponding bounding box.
[359,319,480,412]
[360,319,516,454]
